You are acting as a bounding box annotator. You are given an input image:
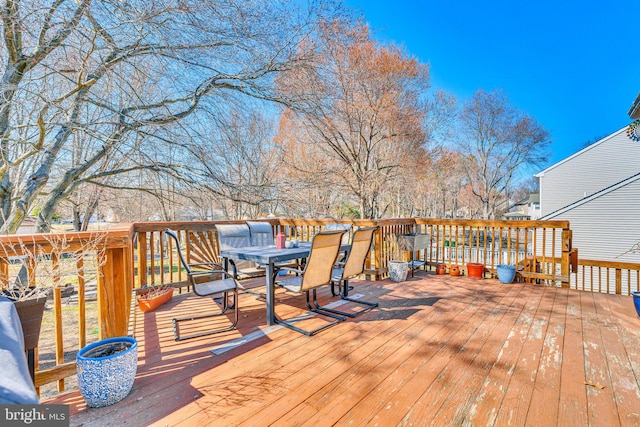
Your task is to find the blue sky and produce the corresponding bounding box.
[344,0,640,167]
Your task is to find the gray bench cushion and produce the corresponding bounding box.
[0,296,39,404]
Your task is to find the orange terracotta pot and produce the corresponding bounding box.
[436,263,447,275]
[137,288,174,313]
[467,263,485,279]
[449,265,461,276]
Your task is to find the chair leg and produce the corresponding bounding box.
[330,281,353,297]
[315,280,378,318]
[273,290,344,336]
[307,289,346,321]
[331,282,341,296]
[274,314,341,336]
[173,290,239,341]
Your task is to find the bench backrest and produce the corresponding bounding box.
[246,221,275,246]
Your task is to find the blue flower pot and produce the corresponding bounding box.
[496,264,516,284]
[632,292,640,318]
[77,336,138,408]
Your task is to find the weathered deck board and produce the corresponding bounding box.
[393,280,523,426]
[43,272,640,427]
[557,288,589,427]
[581,291,621,426]
[461,283,547,426]
[334,282,521,426]
[431,278,533,425]
[525,287,568,426]
[592,292,640,425]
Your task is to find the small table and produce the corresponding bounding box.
[220,242,348,326]
[399,234,430,277]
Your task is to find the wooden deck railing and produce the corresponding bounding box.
[573,258,640,295]
[412,218,573,285]
[133,218,574,289]
[0,224,134,396]
[2,216,624,399]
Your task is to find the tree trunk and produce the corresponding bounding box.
[73,209,82,231]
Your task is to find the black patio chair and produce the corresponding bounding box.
[165,228,241,341]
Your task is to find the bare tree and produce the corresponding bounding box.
[458,89,550,219]
[190,109,280,220]
[0,0,337,233]
[277,19,430,219]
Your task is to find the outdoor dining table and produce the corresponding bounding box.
[219,242,349,326]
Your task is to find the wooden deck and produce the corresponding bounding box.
[45,272,640,426]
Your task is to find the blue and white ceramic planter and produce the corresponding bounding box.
[76,336,138,408]
[632,292,640,318]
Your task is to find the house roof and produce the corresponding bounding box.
[540,171,640,219]
[503,211,530,218]
[534,127,628,178]
[629,91,640,119]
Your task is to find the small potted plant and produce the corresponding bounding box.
[1,281,48,383]
[1,285,47,349]
[136,285,174,313]
[76,336,138,407]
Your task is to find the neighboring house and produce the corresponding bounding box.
[502,193,540,220]
[629,91,640,119]
[535,126,640,263]
[16,216,38,234]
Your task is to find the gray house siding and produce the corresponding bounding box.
[541,175,640,264]
[536,127,640,216]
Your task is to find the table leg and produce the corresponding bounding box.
[265,262,276,325]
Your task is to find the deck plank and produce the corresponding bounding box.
[208,282,455,426]
[41,273,640,427]
[291,280,506,426]
[557,288,589,427]
[333,282,517,426]
[457,283,547,426]
[393,280,525,426]
[524,287,568,426]
[431,281,534,426]
[581,290,621,426]
[493,285,557,426]
[593,292,640,425]
[168,283,402,425]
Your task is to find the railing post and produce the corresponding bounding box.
[373,225,383,280]
[561,229,572,288]
[97,228,135,339]
[0,258,7,286]
[137,232,148,288]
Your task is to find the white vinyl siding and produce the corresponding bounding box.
[543,177,640,264]
[537,128,640,216]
